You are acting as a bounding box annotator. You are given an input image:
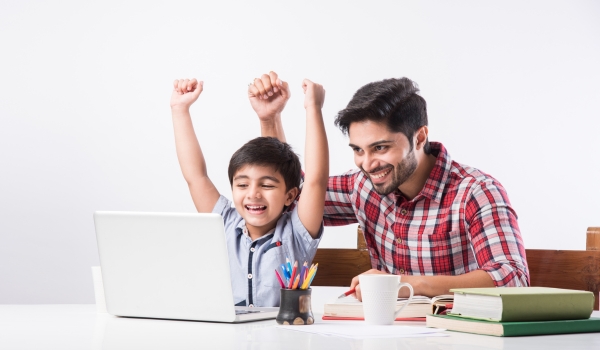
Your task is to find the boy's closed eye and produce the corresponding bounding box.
[260,183,276,189]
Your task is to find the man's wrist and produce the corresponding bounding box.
[259,114,281,131]
[402,275,427,297]
[171,105,190,113]
[259,113,285,140]
[259,112,282,123]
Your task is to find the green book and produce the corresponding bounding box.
[426,314,600,337]
[449,287,594,322]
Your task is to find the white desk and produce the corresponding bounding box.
[2,291,600,350]
[3,306,600,350]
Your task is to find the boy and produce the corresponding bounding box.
[170,72,328,307]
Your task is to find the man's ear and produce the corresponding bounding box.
[415,126,429,150]
[284,187,299,206]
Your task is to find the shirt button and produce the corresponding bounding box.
[396,238,402,244]
[399,269,405,274]
[401,209,407,215]
[247,274,253,279]
[250,247,255,252]
[243,228,248,234]
[248,304,254,307]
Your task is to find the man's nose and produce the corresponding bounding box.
[362,152,376,172]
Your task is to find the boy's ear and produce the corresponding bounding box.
[284,187,299,206]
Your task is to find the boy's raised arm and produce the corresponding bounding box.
[297,79,328,238]
[170,78,220,213]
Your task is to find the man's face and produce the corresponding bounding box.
[348,121,417,196]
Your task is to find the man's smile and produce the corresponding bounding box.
[371,168,391,179]
[367,165,393,181]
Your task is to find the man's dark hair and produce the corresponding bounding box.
[228,137,301,191]
[334,77,430,154]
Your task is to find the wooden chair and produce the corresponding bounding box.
[312,226,600,310]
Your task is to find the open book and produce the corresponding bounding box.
[323,294,454,321]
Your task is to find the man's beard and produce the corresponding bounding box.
[363,149,417,196]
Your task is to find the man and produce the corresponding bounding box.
[249,72,529,299]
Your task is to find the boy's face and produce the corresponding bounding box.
[231,165,298,238]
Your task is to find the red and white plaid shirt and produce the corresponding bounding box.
[324,142,529,287]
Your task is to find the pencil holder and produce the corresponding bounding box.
[276,288,314,325]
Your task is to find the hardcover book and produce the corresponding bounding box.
[449,287,594,322]
[426,314,600,337]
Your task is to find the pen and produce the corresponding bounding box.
[337,288,356,299]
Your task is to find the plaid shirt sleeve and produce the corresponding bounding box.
[323,170,360,226]
[465,179,530,287]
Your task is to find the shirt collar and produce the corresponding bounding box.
[417,141,452,203]
[235,220,276,241]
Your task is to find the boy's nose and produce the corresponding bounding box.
[247,187,262,199]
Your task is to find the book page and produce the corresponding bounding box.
[333,295,434,305]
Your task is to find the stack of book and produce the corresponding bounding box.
[323,294,454,321]
[426,287,600,337]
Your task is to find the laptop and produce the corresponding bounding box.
[93,211,279,323]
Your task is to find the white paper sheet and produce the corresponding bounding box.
[277,323,447,339]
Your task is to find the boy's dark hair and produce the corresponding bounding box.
[334,77,431,154]
[228,137,301,191]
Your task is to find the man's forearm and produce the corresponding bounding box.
[402,270,495,297]
[260,113,286,142]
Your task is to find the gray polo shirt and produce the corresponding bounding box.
[212,195,323,307]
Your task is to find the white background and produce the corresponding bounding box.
[1,0,599,303]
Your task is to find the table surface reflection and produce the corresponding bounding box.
[2,305,599,349]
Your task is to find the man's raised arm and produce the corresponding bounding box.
[248,71,290,142]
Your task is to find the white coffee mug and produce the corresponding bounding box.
[359,274,414,325]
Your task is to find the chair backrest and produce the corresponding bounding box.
[527,249,600,310]
[312,227,600,310]
[588,227,600,250]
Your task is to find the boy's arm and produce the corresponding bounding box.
[296,79,328,238]
[170,78,220,213]
[248,71,290,142]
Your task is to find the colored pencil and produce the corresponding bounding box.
[274,269,285,288]
[306,264,318,288]
[286,258,292,276]
[292,274,300,289]
[299,262,307,287]
[301,266,314,289]
[280,264,289,281]
[303,263,318,289]
[288,261,297,289]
